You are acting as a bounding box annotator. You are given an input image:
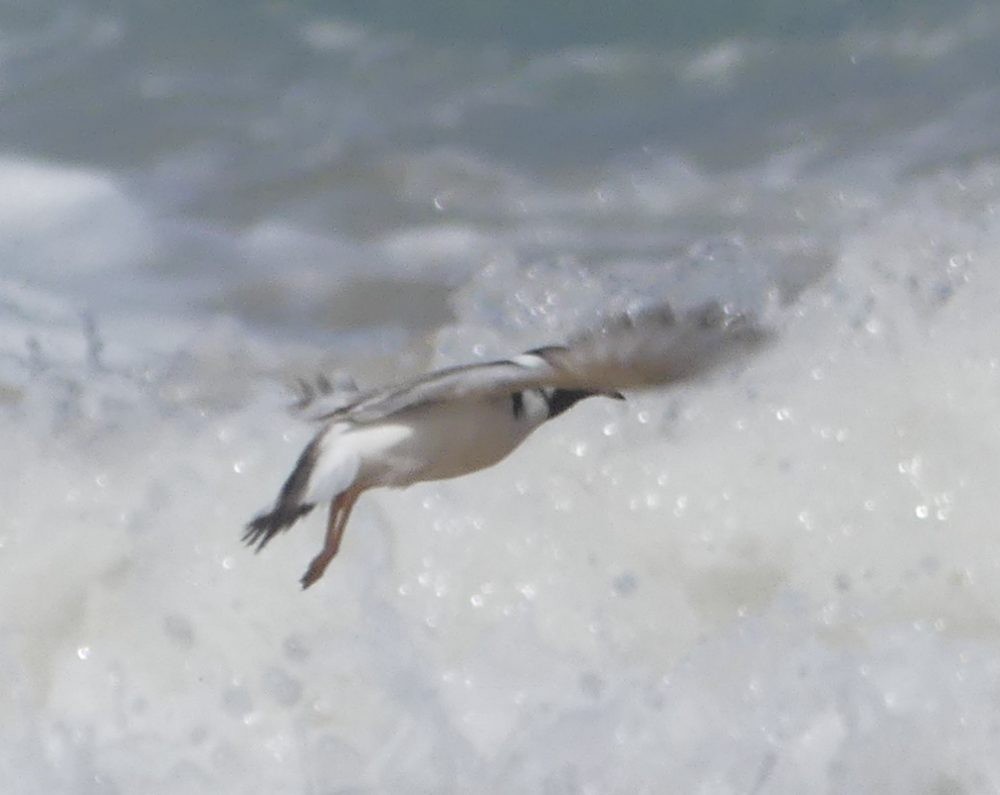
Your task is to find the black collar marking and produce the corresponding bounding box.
[543,388,591,419]
[511,391,525,418]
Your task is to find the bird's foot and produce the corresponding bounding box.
[300,554,332,589]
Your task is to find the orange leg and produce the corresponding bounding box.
[300,489,361,589]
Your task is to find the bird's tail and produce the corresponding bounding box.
[243,503,314,552]
[243,435,321,552]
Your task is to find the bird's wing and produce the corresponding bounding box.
[321,359,544,424]
[324,301,770,424]
[542,301,769,391]
[290,372,361,421]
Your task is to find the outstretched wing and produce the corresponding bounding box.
[543,301,768,391]
[326,301,770,424]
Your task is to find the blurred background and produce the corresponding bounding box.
[2,1,1000,792]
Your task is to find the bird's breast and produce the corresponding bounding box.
[357,396,540,486]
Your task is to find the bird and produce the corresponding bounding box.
[244,300,769,589]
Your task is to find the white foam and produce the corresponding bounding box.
[0,158,156,278]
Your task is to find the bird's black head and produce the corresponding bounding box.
[545,388,625,418]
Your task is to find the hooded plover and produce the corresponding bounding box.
[245,301,767,588]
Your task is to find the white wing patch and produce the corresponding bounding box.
[511,353,551,369]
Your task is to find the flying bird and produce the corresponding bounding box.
[245,301,768,588]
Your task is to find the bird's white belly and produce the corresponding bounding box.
[357,397,534,487]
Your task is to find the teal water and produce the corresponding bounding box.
[333,0,970,46]
[3,0,998,344]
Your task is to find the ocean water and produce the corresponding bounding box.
[2,1,1000,792]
